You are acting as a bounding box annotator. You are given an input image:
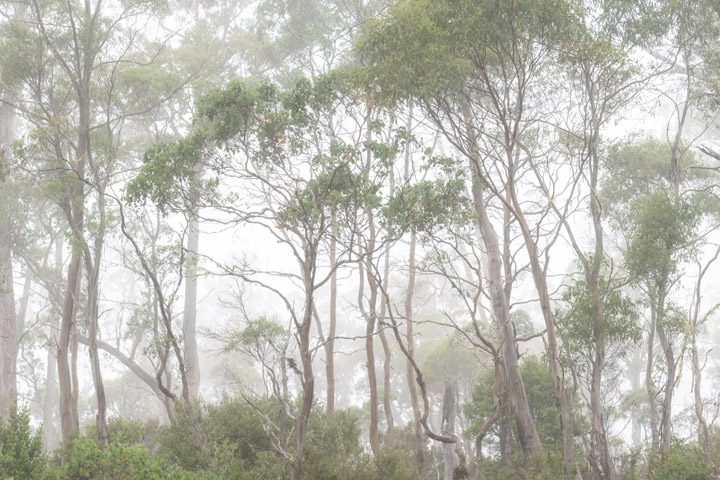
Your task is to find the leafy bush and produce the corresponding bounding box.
[157,398,427,479]
[61,435,215,480]
[654,443,714,480]
[0,404,52,480]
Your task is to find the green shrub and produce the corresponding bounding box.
[156,398,428,480]
[61,435,216,480]
[654,443,714,480]
[0,404,52,480]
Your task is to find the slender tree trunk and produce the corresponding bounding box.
[656,308,674,456]
[586,130,615,480]
[0,90,19,422]
[86,189,109,447]
[378,292,394,447]
[361,104,381,457]
[405,229,424,464]
[628,349,642,450]
[468,174,541,457]
[183,207,201,399]
[403,101,424,464]
[590,345,616,480]
[291,259,316,480]
[325,225,337,414]
[652,277,673,456]
[690,248,717,462]
[44,338,59,447]
[646,303,659,455]
[507,157,579,477]
[44,231,63,450]
[364,222,381,456]
[692,330,710,461]
[0,225,16,422]
[441,380,458,480]
[59,84,90,448]
[460,102,541,457]
[378,166,395,448]
[0,202,17,424]
[58,243,82,447]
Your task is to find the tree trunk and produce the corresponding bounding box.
[44,231,64,450]
[58,244,82,447]
[402,101,424,465]
[183,207,201,399]
[590,345,616,480]
[656,321,674,455]
[441,380,458,480]
[692,329,710,461]
[646,303,659,454]
[0,89,19,422]
[499,402,512,468]
[507,161,579,477]
[0,216,16,423]
[467,163,542,459]
[325,227,337,414]
[291,259,316,480]
[363,224,381,456]
[459,100,541,459]
[628,349,642,450]
[378,167,395,448]
[86,189,109,447]
[405,229,425,464]
[655,277,673,456]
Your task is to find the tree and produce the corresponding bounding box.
[131,73,377,479]
[626,190,700,457]
[359,0,582,472]
[1,0,184,448]
[0,1,26,422]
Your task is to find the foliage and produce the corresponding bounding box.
[471,449,569,480]
[126,132,209,213]
[384,176,472,237]
[60,434,214,480]
[653,443,715,480]
[156,398,426,479]
[358,0,581,102]
[0,405,51,480]
[465,355,562,450]
[625,190,700,286]
[603,139,715,216]
[558,275,640,366]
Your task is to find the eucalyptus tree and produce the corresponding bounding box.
[0,1,27,422]
[0,0,184,448]
[626,191,700,459]
[247,0,389,423]
[534,7,668,475]
[130,72,379,480]
[164,0,259,399]
[0,74,19,424]
[359,1,588,472]
[604,138,716,462]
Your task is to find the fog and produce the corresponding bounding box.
[1,1,720,479]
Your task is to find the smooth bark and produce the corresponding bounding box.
[0,97,18,422]
[183,191,201,398]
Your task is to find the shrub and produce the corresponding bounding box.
[654,443,714,480]
[0,404,52,480]
[61,435,216,480]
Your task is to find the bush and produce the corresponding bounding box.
[61,435,215,480]
[156,398,427,480]
[654,443,714,480]
[0,404,52,480]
